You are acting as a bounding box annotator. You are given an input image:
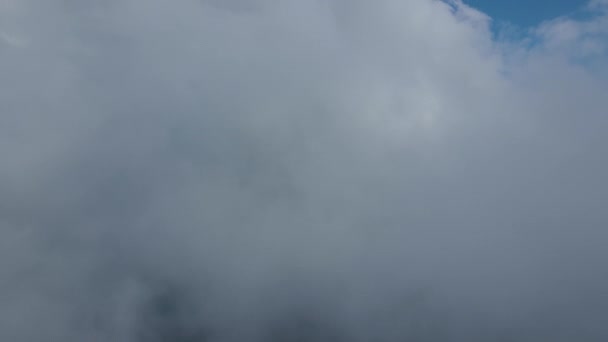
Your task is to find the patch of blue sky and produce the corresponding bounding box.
[463,1,608,59]
[463,0,589,28]
[445,0,608,78]
[461,0,604,45]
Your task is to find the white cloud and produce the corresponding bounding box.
[531,2,608,60]
[0,31,27,47]
[1,0,608,341]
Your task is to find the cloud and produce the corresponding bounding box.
[1,0,608,341]
[532,2,608,59]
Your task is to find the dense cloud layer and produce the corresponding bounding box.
[2,0,608,341]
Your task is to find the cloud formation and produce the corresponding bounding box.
[1,0,608,341]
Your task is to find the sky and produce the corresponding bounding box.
[466,0,588,27]
[1,0,608,341]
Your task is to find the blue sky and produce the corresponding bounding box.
[465,0,588,27]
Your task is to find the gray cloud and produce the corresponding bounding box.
[1,0,608,341]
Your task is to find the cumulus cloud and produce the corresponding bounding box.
[1,0,608,341]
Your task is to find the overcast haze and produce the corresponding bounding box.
[1,0,608,341]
